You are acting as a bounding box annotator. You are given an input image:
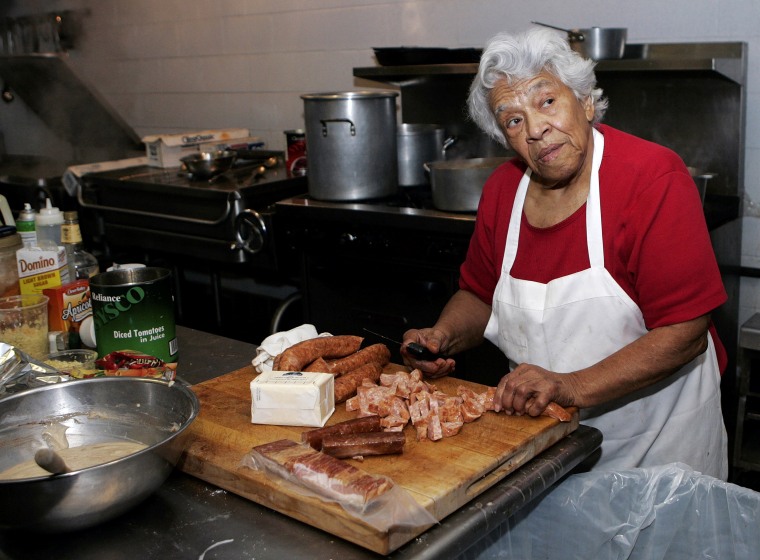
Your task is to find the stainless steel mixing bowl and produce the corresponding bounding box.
[0,377,199,532]
[180,149,237,179]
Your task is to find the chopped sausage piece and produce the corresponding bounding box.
[301,415,383,450]
[321,431,406,459]
[334,362,383,403]
[543,402,573,422]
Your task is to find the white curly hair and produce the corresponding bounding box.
[468,27,608,147]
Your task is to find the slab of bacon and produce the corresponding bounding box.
[344,369,572,442]
[251,439,394,508]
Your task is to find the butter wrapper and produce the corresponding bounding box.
[251,371,335,427]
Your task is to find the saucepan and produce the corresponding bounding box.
[425,157,509,213]
[532,21,627,60]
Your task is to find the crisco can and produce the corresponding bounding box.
[89,267,178,363]
[285,129,307,177]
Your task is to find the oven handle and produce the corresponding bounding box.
[76,186,232,226]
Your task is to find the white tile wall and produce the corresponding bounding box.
[2,0,760,321]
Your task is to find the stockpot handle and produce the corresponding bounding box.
[320,118,356,137]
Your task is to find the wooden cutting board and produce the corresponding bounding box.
[174,364,578,555]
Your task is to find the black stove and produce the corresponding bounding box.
[80,154,307,267]
[275,191,508,383]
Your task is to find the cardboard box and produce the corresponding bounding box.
[44,279,92,349]
[250,371,335,427]
[142,128,254,168]
[16,246,70,295]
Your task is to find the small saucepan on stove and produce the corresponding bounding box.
[180,150,237,180]
[426,157,509,213]
[532,21,627,60]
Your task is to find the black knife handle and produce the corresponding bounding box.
[406,342,439,361]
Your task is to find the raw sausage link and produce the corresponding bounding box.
[301,415,383,450]
[334,362,383,403]
[327,343,391,375]
[321,431,406,459]
[273,335,363,371]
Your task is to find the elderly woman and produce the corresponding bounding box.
[402,27,728,479]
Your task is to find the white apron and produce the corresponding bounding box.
[484,129,728,479]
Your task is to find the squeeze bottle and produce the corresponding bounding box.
[35,198,63,249]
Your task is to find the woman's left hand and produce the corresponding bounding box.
[493,362,571,417]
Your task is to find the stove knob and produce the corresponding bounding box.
[339,232,358,245]
[232,209,267,254]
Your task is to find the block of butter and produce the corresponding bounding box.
[250,371,335,427]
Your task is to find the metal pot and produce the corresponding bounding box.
[426,157,508,212]
[301,91,399,201]
[532,22,627,60]
[687,166,716,204]
[396,123,456,187]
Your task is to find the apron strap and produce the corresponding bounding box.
[587,128,605,268]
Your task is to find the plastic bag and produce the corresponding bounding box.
[242,440,437,532]
[462,462,760,560]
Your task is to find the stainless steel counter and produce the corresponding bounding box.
[0,326,602,559]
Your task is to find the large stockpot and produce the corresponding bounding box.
[397,123,455,187]
[427,157,509,212]
[301,91,399,201]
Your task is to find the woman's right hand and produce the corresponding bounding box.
[401,328,456,378]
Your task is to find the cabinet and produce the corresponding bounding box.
[735,314,760,473]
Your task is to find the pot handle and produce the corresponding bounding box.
[320,118,356,137]
[441,135,457,159]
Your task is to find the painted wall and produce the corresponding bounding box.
[2,0,760,324]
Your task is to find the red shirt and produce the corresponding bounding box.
[460,124,728,371]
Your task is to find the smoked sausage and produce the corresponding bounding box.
[334,362,383,403]
[327,343,390,375]
[273,335,363,371]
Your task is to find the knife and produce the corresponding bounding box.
[362,328,441,361]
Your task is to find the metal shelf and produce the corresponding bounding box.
[354,42,747,86]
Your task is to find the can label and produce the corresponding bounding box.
[285,129,307,177]
[90,267,178,363]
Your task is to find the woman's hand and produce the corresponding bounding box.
[493,363,571,417]
[401,328,456,378]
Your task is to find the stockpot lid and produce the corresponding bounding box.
[300,90,399,101]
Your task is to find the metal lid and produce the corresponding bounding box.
[0,230,22,250]
[301,90,399,101]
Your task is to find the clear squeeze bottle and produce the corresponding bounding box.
[16,203,37,248]
[35,198,63,249]
[61,211,99,279]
